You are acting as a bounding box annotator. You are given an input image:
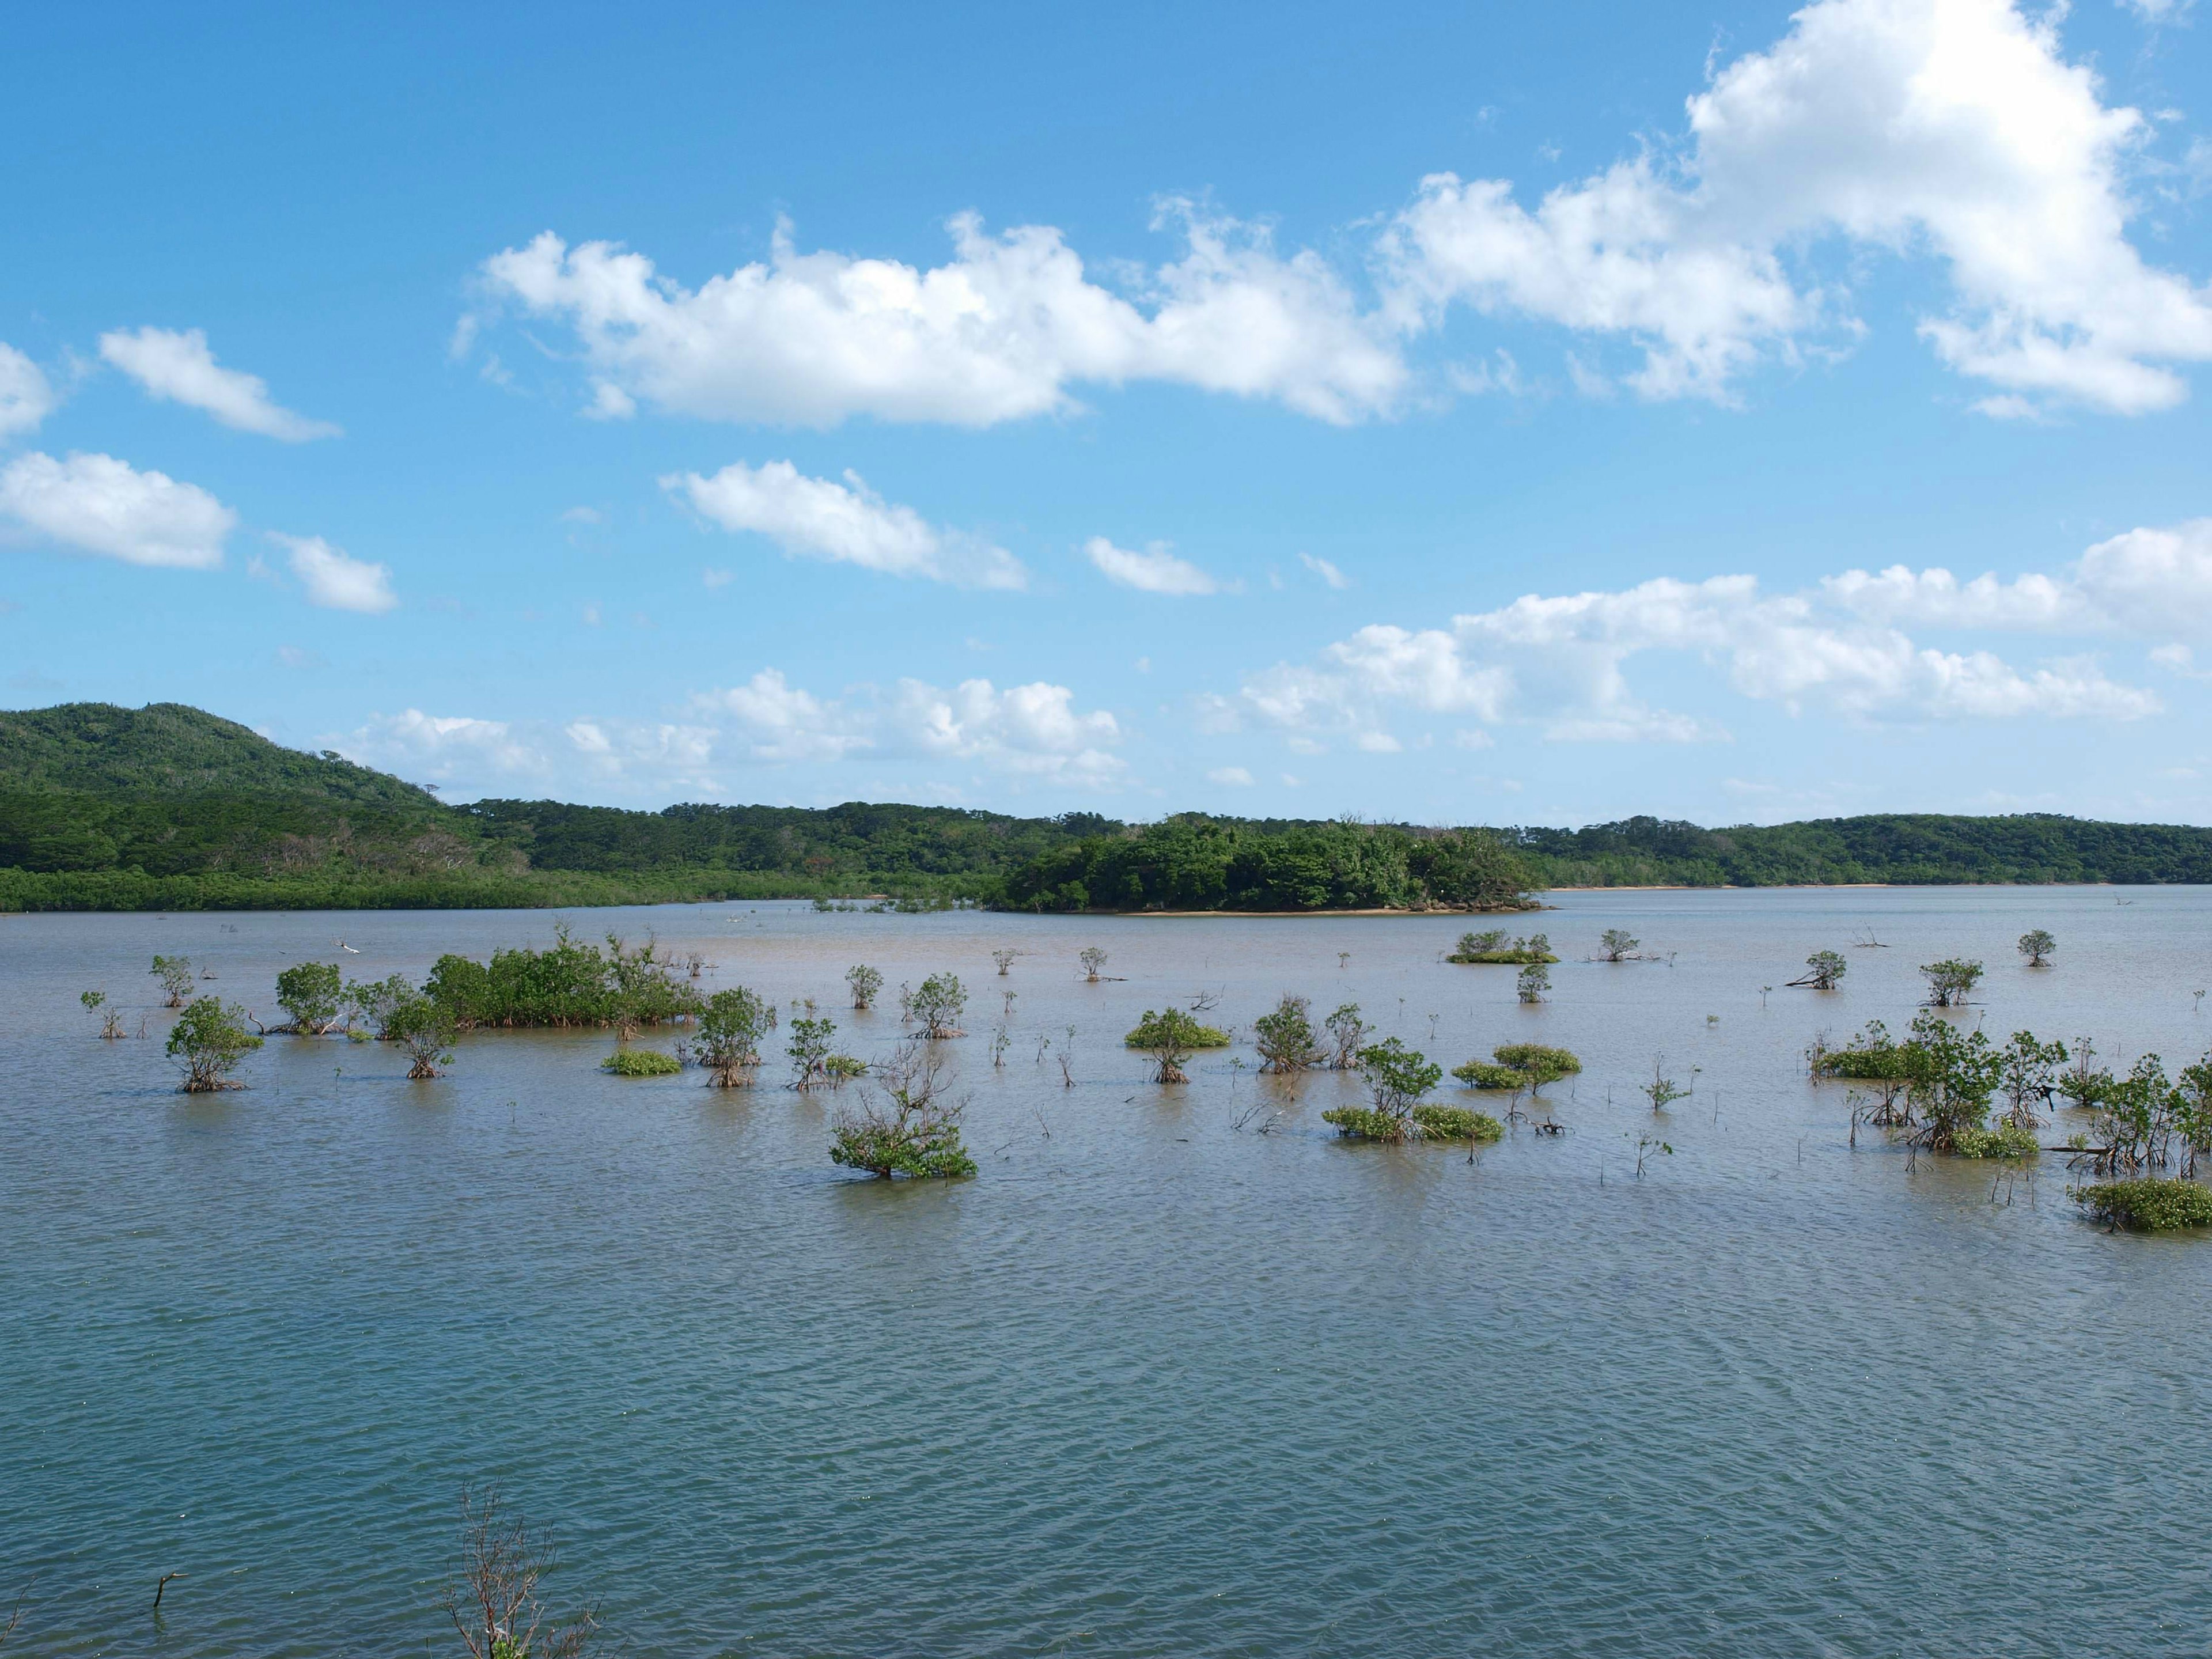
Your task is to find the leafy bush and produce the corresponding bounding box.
[695,986,775,1086]
[1489,1043,1581,1090]
[1516,961,1550,1003]
[424,926,702,1029]
[151,953,194,1007]
[275,961,343,1034]
[901,972,968,1039]
[1324,1037,1444,1141]
[1920,957,1984,1007]
[386,995,457,1079]
[1124,1007,1231,1083]
[1449,931,1556,965]
[1253,993,1321,1072]
[846,964,882,1009]
[1411,1104,1503,1142]
[167,997,263,1091]
[831,1043,975,1179]
[1453,1060,1528,1090]
[1950,1122,2040,1158]
[2071,1178,2212,1232]
[602,1048,683,1077]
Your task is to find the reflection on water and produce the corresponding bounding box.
[6,886,2212,1657]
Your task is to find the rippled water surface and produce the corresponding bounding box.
[6,887,2212,1657]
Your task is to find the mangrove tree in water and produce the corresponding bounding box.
[168,997,262,1092]
[1124,1007,1230,1084]
[275,961,343,1035]
[1449,930,1555,965]
[1253,994,1322,1073]
[846,964,882,1010]
[1455,1043,1581,1094]
[2018,929,2056,968]
[830,1042,976,1179]
[695,986,775,1086]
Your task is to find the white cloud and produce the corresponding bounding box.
[1206,766,1256,785]
[0,344,54,439]
[0,450,235,569]
[97,327,339,441]
[343,711,552,788]
[1381,0,2212,414]
[695,669,873,763]
[1299,551,1351,589]
[666,460,1026,589]
[270,532,397,613]
[2119,0,2191,22]
[1227,540,2176,743]
[472,205,1405,429]
[695,668,1124,784]
[1084,535,1224,595]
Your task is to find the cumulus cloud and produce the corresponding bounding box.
[1381,0,2212,413]
[1084,535,1225,595]
[472,204,1405,429]
[695,668,1123,783]
[0,344,54,439]
[98,327,339,441]
[0,450,235,569]
[1207,766,1256,786]
[1223,532,2190,745]
[342,710,554,790]
[269,532,397,613]
[665,460,1026,589]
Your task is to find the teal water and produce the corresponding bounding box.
[4,887,2211,1656]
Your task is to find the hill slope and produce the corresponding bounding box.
[0,702,437,808]
[3,700,2212,911]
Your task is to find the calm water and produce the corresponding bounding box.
[5,887,2211,1657]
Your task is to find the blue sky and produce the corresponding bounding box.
[5,0,2211,828]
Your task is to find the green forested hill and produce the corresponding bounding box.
[0,702,437,807]
[3,701,2212,911]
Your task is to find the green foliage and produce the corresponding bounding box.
[1003,817,1535,912]
[1642,1061,1691,1111]
[150,953,194,1006]
[1598,929,1639,961]
[695,986,775,1085]
[1950,1122,2040,1158]
[1516,961,1550,1003]
[846,964,883,1009]
[1797,950,1847,990]
[900,972,968,1039]
[1456,1043,1581,1093]
[2018,928,2056,967]
[2071,1178,2212,1232]
[830,1043,975,1179]
[1819,1019,1908,1079]
[1448,930,1555,964]
[788,1013,847,1088]
[386,994,458,1079]
[1500,812,2212,889]
[423,928,702,1029]
[166,997,263,1091]
[602,1048,683,1077]
[1411,1104,1504,1142]
[345,972,416,1038]
[1996,1031,2069,1128]
[1323,1003,1370,1069]
[1322,1037,1446,1140]
[1124,1006,1230,1082]
[1920,957,1984,1007]
[1253,993,1321,1072]
[275,961,343,1034]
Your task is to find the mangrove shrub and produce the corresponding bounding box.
[1124,1007,1230,1084]
[275,961,343,1035]
[830,1042,975,1179]
[168,997,262,1091]
[1253,994,1322,1072]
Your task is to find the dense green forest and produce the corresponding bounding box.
[6,700,2212,912]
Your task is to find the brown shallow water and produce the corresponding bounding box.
[3,885,2210,1656]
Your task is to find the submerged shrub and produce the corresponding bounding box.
[831,1041,975,1179]
[1324,1037,1445,1141]
[901,972,968,1039]
[387,994,458,1080]
[1411,1104,1504,1143]
[168,997,263,1092]
[1456,1043,1582,1094]
[1124,1007,1231,1083]
[1253,993,1322,1073]
[275,961,344,1035]
[425,926,703,1030]
[695,986,775,1086]
[1449,931,1556,965]
[2071,1178,2212,1232]
[151,953,195,1007]
[603,1048,683,1077]
[1950,1122,2040,1159]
